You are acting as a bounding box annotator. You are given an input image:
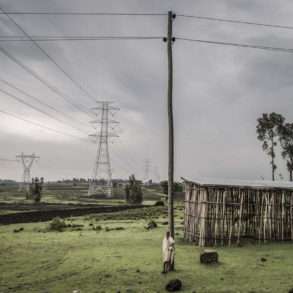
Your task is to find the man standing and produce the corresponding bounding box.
[162,231,175,273]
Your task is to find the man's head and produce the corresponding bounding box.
[166,231,170,239]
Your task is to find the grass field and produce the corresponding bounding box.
[1,205,293,293]
[0,184,161,208]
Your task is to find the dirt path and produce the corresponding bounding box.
[0,204,146,225]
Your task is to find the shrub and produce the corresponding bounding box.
[160,181,183,195]
[93,225,102,231]
[154,200,164,206]
[125,175,143,204]
[48,217,67,232]
[13,227,24,233]
[145,220,157,230]
[30,177,44,203]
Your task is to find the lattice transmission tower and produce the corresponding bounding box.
[88,101,119,197]
[16,152,39,192]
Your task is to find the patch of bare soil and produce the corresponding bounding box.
[0,204,147,225]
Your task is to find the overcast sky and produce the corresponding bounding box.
[1,0,293,182]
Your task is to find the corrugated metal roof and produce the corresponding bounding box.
[182,177,293,189]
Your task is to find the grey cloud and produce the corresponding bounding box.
[0,0,293,181]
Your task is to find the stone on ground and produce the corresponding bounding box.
[200,250,218,264]
[165,279,182,292]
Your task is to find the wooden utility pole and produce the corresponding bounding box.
[166,11,175,238]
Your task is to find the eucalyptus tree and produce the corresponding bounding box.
[256,112,285,181]
[279,123,293,181]
[125,175,143,204]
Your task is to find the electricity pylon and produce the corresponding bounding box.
[16,153,39,192]
[88,101,118,197]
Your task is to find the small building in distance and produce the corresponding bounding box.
[182,177,293,247]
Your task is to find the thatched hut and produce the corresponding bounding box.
[183,178,293,247]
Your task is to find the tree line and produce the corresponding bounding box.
[257,112,293,181]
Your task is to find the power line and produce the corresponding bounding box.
[0,7,96,103]
[1,9,293,33]
[177,14,293,31]
[0,79,87,131]
[3,104,136,178]
[2,35,293,54]
[1,9,291,31]
[0,81,89,132]
[0,12,166,16]
[0,108,134,178]
[0,36,163,42]
[0,109,87,140]
[0,87,66,123]
[0,46,92,116]
[177,37,293,54]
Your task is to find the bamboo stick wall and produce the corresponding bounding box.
[183,180,293,246]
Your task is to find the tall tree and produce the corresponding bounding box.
[125,175,143,204]
[279,123,293,181]
[256,112,285,181]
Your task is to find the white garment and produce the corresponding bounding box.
[162,236,175,263]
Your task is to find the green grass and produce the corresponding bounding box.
[0,184,164,207]
[0,210,29,215]
[1,206,293,293]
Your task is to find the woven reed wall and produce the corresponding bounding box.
[184,182,293,246]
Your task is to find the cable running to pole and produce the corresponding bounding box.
[2,35,293,55]
[2,10,293,31]
[0,12,167,16]
[0,7,96,103]
[0,86,89,132]
[0,79,88,133]
[0,36,163,42]
[177,37,293,54]
[0,46,92,117]
[0,109,87,140]
[177,14,293,31]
